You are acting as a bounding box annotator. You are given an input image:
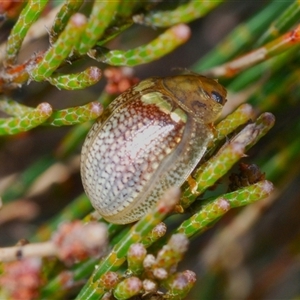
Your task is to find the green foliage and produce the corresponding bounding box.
[0,1,300,299]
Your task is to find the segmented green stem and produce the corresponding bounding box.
[76,187,180,300]
[90,24,191,66]
[77,1,120,55]
[178,181,273,238]
[136,1,223,27]
[5,0,48,64]
[0,102,52,135]
[47,67,102,90]
[43,101,103,126]
[213,104,255,146]
[50,0,84,44]
[0,98,102,128]
[226,180,274,208]
[30,13,87,81]
[182,143,245,209]
[181,113,275,208]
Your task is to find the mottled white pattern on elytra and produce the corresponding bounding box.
[100,116,212,224]
[81,96,186,220]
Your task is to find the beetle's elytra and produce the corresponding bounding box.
[81,74,227,224]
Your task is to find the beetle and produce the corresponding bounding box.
[81,74,227,224]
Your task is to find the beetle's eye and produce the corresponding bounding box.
[211,91,223,104]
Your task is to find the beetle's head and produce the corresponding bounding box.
[162,74,227,123]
